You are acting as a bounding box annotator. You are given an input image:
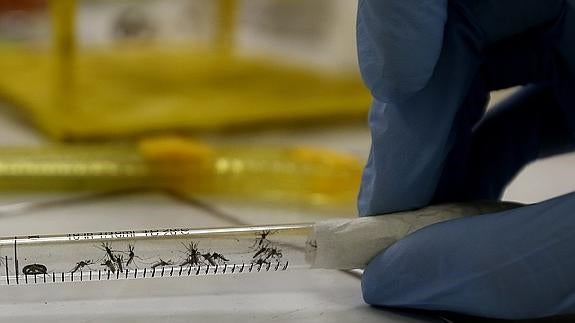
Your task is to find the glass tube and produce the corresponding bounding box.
[0,223,314,286]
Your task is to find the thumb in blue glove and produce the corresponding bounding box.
[363,193,575,319]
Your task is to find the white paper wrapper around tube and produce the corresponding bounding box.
[306,202,519,270]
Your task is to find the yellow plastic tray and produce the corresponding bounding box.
[0,0,370,140]
[0,47,370,139]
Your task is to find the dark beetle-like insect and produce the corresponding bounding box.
[23,264,47,275]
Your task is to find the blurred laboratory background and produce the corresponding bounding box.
[0,3,378,322]
[0,1,572,322]
[0,0,368,139]
[0,0,374,213]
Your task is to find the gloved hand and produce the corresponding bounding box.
[357,0,575,319]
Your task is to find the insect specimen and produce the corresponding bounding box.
[100,242,116,261]
[252,244,283,265]
[253,230,275,248]
[151,259,172,269]
[22,264,47,275]
[102,259,116,273]
[125,244,136,267]
[115,255,124,273]
[179,242,203,267]
[70,260,93,273]
[202,252,229,266]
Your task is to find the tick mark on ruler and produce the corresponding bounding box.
[5,256,9,285]
[13,239,18,285]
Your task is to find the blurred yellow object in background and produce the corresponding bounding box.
[50,0,76,113]
[0,47,370,139]
[0,136,363,211]
[0,0,370,140]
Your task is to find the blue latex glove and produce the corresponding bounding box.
[358,0,575,319]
